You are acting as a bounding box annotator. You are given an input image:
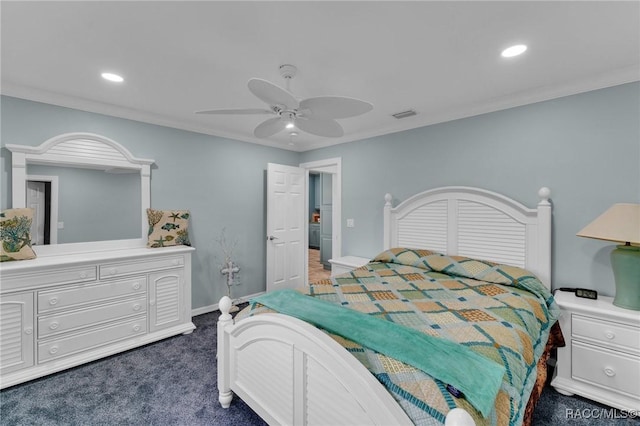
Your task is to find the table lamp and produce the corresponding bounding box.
[577,203,640,310]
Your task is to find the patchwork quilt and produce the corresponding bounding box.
[240,248,560,426]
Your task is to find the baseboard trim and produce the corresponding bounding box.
[191,291,266,316]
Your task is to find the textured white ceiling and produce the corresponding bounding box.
[2,1,638,151]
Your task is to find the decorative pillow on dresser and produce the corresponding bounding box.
[0,208,37,262]
[146,209,191,248]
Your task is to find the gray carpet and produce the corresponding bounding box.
[1,306,637,425]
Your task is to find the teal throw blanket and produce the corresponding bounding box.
[252,289,506,417]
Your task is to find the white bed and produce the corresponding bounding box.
[217,186,552,425]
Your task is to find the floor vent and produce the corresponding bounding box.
[392,109,417,119]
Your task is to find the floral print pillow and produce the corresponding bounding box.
[0,208,37,262]
[146,209,191,248]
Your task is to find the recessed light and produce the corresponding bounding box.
[501,44,527,58]
[285,122,295,129]
[101,72,124,83]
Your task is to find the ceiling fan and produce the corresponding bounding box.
[196,64,373,138]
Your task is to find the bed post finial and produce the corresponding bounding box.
[219,296,233,321]
[537,187,551,205]
[383,194,393,249]
[536,187,552,289]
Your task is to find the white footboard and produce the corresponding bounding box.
[217,296,475,426]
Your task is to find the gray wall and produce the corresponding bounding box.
[2,82,639,305]
[1,96,299,309]
[300,82,640,297]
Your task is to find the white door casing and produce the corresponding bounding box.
[266,163,305,292]
[26,181,45,245]
[300,158,342,286]
[25,175,59,245]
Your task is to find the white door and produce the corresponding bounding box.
[266,163,305,292]
[26,181,45,245]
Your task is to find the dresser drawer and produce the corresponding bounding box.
[572,340,640,398]
[2,266,97,291]
[38,316,146,363]
[38,296,147,338]
[99,256,185,279]
[37,277,146,313]
[573,314,640,355]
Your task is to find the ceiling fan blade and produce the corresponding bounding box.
[296,118,344,137]
[195,108,273,115]
[299,96,373,120]
[248,78,299,110]
[254,117,287,138]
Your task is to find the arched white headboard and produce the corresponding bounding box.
[383,187,552,289]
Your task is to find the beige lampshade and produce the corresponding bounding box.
[577,203,640,245]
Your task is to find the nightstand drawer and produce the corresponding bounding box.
[572,341,640,398]
[329,256,370,277]
[573,314,640,355]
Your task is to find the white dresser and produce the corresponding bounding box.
[551,291,640,412]
[0,245,195,389]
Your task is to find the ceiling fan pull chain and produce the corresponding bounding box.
[279,64,296,93]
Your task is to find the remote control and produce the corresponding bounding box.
[446,384,464,398]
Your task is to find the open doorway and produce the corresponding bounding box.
[26,175,59,245]
[300,158,341,285]
[308,172,331,282]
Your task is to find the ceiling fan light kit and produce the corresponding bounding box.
[196,64,373,140]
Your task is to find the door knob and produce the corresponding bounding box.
[267,235,279,241]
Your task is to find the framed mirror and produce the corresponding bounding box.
[6,133,154,255]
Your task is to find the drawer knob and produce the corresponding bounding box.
[133,303,141,311]
[604,331,615,340]
[109,268,117,275]
[49,346,59,355]
[49,322,59,330]
[133,325,141,332]
[24,327,33,335]
[133,282,141,290]
[80,272,87,279]
[604,367,616,377]
[49,297,59,306]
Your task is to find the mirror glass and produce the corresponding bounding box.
[27,164,141,245]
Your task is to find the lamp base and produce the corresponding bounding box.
[611,245,640,310]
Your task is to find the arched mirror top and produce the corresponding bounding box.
[6,132,154,172]
[6,132,155,255]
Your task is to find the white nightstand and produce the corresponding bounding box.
[328,256,370,277]
[551,291,640,412]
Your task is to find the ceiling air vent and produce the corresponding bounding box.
[392,109,417,119]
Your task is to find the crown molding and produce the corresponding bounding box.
[2,65,637,153]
